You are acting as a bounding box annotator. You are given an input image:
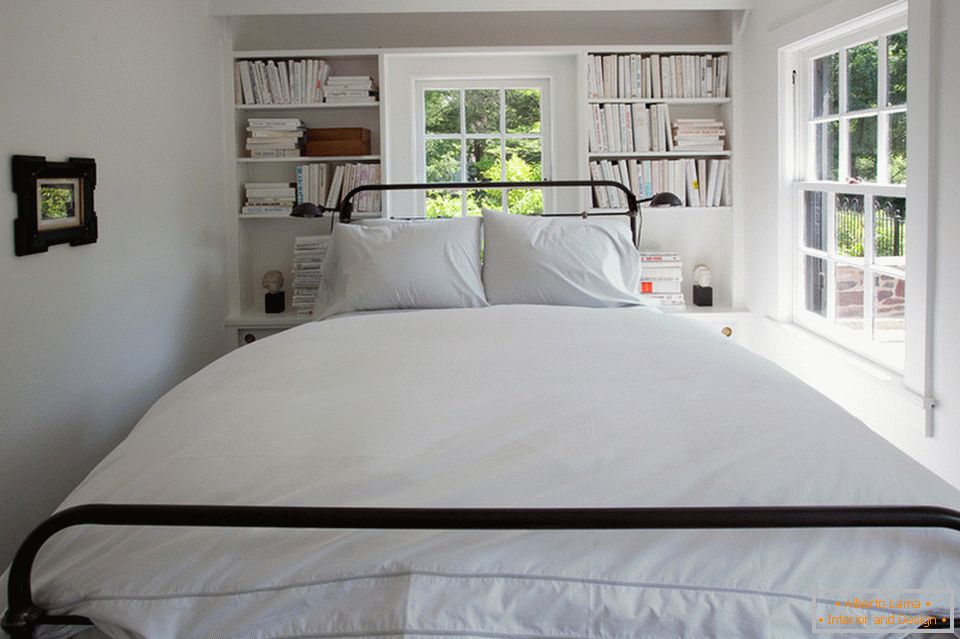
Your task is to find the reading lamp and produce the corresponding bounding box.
[636,191,683,246]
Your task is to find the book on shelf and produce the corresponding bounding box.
[588,158,730,208]
[235,58,330,105]
[323,76,377,103]
[241,181,295,215]
[246,118,304,158]
[587,53,728,100]
[672,118,725,151]
[295,164,328,206]
[589,103,674,154]
[323,162,381,213]
[638,252,685,309]
[290,235,330,317]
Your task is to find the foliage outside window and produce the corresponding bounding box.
[421,85,545,217]
[797,20,907,364]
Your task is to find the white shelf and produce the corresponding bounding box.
[235,102,379,110]
[238,155,381,163]
[589,151,731,158]
[586,97,730,105]
[588,207,732,213]
[226,312,313,328]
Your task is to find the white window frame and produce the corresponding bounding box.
[414,78,552,216]
[783,6,911,368]
[779,1,936,431]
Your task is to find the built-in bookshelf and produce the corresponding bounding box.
[225,49,385,329]
[581,47,734,306]
[223,44,740,342]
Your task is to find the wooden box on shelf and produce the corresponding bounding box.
[305,127,371,156]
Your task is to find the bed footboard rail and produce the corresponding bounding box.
[4,503,959,637]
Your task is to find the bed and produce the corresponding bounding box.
[4,182,959,639]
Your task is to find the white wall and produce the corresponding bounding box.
[0,0,229,565]
[737,0,960,488]
[230,11,732,50]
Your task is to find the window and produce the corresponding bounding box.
[792,11,907,369]
[417,80,548,217]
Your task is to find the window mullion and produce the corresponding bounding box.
[500,88,507,211]
[825,193,837,322]
[877,34,890,185]
[459,89,467,217]
[838,48,849,182]
[863,195,877,340]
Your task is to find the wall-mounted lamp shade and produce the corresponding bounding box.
[291,203,323,218]
[643,192,684,207]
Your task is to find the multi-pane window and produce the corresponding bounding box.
[796,20,907,364]
[420,82,547,217]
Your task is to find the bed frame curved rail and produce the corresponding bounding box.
[3,503,959,637]
[337,179,644,246]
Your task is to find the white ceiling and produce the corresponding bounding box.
[208,0,754,16]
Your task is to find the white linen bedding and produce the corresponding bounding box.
[19,305,960,639]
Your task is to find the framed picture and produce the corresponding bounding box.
[12,155,97,256]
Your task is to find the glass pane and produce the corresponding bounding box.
[804,255,826,317]
[465,138,500,182]
[505,89,541,134]
[425,189,461,218]
[887,30,908,106]
[425,139,461,183]
[848,116,877,183]
[835,194,864,257]
[834,265,864,330]
[847,40,878,111]
[424,90,460,134]
[507,189,544,215]
[873,274,905,342]
[815,121,839,181]
[889,111,907,184]
[505,138,542,182]
[466,189,503,216]
[813,53,839,117]
[874,196,906,268]
[465,89,500,134]
[803,191,828,251]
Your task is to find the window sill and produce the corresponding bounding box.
[758,316,935,436]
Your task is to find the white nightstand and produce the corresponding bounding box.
[667,307,752,343]
[225,313,312,348]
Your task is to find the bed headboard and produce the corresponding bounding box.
[338,180,642,247]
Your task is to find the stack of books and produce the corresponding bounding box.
[234,58,329,105]
[242,182,295,216]
[323,162,381,213]
[323,76,377,104]
[246,118,304,158]
[589,103,673,153]
[589,158,731,209]
[672,119,725,151]
[291,235,329,317]
[638,252,685,310]
[295,164,327,206]
[587,53,729,100]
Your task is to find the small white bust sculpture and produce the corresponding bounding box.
[261,270,284,294]
[693,264,712,288]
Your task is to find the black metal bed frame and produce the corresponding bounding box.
[337,179,644,245]
[3,504,959,636]
[4,181,958,636]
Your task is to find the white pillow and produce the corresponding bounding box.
[315,217,487,319]
[481,209,642,307]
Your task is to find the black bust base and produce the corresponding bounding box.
[265,291,285,314]
[693,285,713,307]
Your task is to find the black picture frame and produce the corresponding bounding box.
[12,155,97,256]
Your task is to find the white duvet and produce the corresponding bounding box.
[22,306,960,638]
